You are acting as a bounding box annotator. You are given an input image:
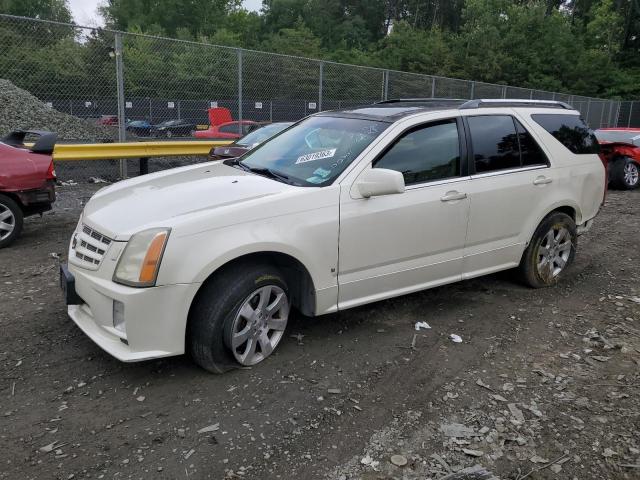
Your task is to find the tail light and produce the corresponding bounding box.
[46,160,56,180]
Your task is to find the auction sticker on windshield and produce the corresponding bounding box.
[296,148,336,164]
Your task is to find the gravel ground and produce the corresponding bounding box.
[0,185,638,480]
[0,80,117,141]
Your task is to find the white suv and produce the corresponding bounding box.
[60,99,606,373]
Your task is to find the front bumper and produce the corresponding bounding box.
[65,262,201,362]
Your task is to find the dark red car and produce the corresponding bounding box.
[595,128,640,189]
[0,131,57,248]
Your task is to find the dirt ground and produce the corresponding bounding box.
[1,185,639,480]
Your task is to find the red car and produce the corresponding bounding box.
[194,120,257,139]
[596,128,640,190]
[0,130,57,248]
[193,107,257,139]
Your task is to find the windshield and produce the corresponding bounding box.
[237,123,292,147]
[238,116,388,186]
[595,130,640,145]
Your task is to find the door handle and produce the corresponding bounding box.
[440,191,467,202]
[533,176,552,185]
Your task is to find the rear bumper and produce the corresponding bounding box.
[15,180,55,216]
[66,263,201,362]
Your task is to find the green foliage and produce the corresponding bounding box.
[1,0,639,100]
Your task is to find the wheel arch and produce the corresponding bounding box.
[524,202,580,249]
[189,250,318,319]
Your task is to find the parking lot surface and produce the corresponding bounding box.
[1,185,639,480]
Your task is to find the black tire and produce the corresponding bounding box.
[610,157,640,190]
[188,262,289,373]
[0,194,24,249]
[518,212,577,288]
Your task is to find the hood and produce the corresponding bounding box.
[82,162,294,240]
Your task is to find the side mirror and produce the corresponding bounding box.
[356,168,406,198]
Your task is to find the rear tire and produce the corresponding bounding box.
[518,212,577,288]
[610,157,639,190]
[0,194,23,249]
[188,262,290,373]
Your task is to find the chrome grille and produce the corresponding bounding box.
[72,224,112,270]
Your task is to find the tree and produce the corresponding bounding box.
[0,0,72,22]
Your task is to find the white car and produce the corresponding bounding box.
[60,99,606,373]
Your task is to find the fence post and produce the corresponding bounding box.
[431,77,436,98]
[628,101,634,128]
[585,99,591,122]
[237,49,243,135]
[383,70,389,101]
[114,32,127,179]
[469,81,475,100]
[319,61,324,111]
[501,86,507,99]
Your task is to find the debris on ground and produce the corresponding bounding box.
[415,321,431,331]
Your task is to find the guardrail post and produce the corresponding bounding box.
[237,49,243,135]
[319,61,324,110]
[139,157,149,175]
[115,32,127,179]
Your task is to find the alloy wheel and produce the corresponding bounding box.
[228,285,289,366]
[536,226,572,279]
[624,162,639,187]
[0,204,15,241]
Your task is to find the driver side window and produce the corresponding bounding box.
[374,119,461,185]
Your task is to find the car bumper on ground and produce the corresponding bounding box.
[62,263,201,362]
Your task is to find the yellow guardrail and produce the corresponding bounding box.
[49,140,234,161]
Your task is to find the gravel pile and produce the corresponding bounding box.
[0,79,117,141]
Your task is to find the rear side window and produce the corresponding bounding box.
[531,114,599,154]
[468,115,549,173]
[515,118,549,166]
[467,115,520,173]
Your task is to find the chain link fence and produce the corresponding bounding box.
[0,14,633,181]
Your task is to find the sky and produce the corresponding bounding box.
[68,0,263,27]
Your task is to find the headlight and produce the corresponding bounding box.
[113,228,170,287]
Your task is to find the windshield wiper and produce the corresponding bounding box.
[234,160,296,185]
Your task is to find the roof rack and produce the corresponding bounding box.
[376,98,466,105]
[459,99,574,110]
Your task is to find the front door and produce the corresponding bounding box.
[338,118,471,309]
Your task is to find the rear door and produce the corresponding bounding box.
[462,113,554,278]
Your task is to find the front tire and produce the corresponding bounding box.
[188,262,290,373]
[518,212,577,288]
[0,194,23,249]
[610,157,639,190]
